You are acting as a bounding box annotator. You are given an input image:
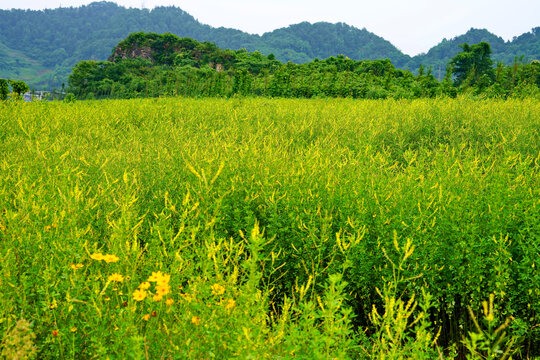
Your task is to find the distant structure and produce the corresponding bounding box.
[22,91,50,101]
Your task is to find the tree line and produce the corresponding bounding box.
[66,33,540,100]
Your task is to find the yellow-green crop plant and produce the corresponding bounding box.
[0,97,538,359]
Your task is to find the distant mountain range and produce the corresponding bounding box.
[0,1,538,89]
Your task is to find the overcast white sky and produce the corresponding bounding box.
[1,0,539,56]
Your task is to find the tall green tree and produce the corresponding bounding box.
[449,42,494,87]
[8,80,29,97]
[0,78,9,100]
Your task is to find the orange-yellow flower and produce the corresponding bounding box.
[90,253,105,261]
[152,294,163,302]
[138,282,151,290]
[52,330,59,337]
[191,316,201,326]
[142,314,150,321]
[157,273,170,285]
[211,283,226,296]
[108,273,124,282]
[70,327,77,333]
[133,289,147,302]
[103,254,119,263]
[165,298,174,306]
[156,284,171,296]
[148,271,164,282]
[70,263,84,270]
[223,298,236,310]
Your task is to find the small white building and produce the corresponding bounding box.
[22,91,50,101]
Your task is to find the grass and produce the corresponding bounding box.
[0,97,539,359]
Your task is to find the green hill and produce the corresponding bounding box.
[405,28,540,77]
[0,41,51,82]
[255,22,409,64]
[0,1,538,89]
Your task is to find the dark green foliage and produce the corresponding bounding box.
[63,93,76,103]
[449,42,494,87]
[0,78,8,100]
[68,33,540,100]
[8,79,29,96]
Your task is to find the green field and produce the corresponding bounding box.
[0,97,539,359]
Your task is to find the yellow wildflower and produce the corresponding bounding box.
[138,282,151,290]
[148,271,164,282]
[133,289,147,302]
[165,298,174,306]
[70,327,77,333]
[103,254,119,263]
[49,299,58,309]
[70,263,84,270]
[223,298,236,310]
[153,294,163,302]
[157,273,170,285]
[156,284,171,296]
[211,283,226,296]
[191,316,201,326]
[142,314,150,321]
[108,273,124,282]
[90,253,105,261]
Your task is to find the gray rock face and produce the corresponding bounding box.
[108,45,154,63]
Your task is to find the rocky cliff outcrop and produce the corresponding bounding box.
[107,33,230,70]
[108,45,154,63]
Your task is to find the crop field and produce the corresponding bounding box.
[0,97,539,359]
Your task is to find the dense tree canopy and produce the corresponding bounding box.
[0,79,9,100]
[66,33,540,101]
[9,79,29,96]
[449,42,494,87]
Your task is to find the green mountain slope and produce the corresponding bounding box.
[0,1,538,89]
[0,41,52,83]
[258,22,410,65]
[405,28,540,77]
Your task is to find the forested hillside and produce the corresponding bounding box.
[408,28,540,75]
[65,33,539,101]
[253,22,409,64]
[0,1,538,89]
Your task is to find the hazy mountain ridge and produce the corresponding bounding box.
[0,1,538,88]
